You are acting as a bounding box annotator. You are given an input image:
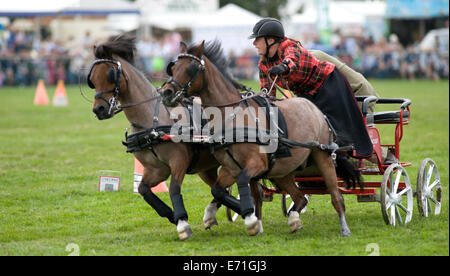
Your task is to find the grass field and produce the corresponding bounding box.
[0,79,448,256]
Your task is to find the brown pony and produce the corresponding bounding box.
[87,34,262,240]
[161,40,362,236]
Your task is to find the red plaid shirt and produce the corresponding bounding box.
[258,38,335,97]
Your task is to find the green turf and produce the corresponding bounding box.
[0,80,448,256]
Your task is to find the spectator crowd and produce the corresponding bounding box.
[0,25,448,88]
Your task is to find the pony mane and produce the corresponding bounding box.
[188,40,243,90]
[94,34,136,65]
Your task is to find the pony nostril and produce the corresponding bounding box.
[163,88,174,97]
[93,105,105,115]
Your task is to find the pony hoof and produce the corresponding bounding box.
[177,220,192,241]
[246,221,261,236]
[204,218,218,230]
[178,227,193,241]
[289,220,303,233]
[288,211,303,233]
[341,229,351,237]
[245,213,260,236]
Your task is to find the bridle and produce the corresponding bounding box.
[87,58,161,115]
[87,58,127,115]
[162,53,206,105]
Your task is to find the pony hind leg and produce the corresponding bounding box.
[311,150,351,237]
[250,180,263,234]
[271,174,306,233]
[198,168,221,230]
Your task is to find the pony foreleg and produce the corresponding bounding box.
[169,183,188,224]
[211,167,242,214]
[138,181,175,225]
[169,175,192,241]
[236,169,254,218]
[211,182,241,214]
[236,169,260,236]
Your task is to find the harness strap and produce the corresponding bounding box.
[186,145,201,174]
[224,146,243,170]
[153,97,161,127]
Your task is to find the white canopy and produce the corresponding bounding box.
[196,3,262,27]
[192,4,262,56]
[0,0,139,16]
[0,0,79,16]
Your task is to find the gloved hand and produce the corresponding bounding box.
[268,62,289,76]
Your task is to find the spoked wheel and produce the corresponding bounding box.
[225,186,239,222]
[380,163,414,226]
[416,158,442,217]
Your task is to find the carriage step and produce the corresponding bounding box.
[357,194,380,203]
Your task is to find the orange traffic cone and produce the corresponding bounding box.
[34,79,49,105]
[52,80,68,106]
[133,158,168,193]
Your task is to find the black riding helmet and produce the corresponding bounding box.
[248,18,285,39]
[249,18,285,57]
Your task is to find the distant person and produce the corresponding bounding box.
[82,31,94,49]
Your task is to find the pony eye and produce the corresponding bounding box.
[166,61,176,76]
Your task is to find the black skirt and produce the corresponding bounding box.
[302,69,373,158]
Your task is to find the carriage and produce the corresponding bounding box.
[226,96,442,227]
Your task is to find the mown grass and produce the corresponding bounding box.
[0,79,448,256]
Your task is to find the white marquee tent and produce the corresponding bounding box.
[0,0,139,16]
[0,0,79,16]
[192,4,262,56]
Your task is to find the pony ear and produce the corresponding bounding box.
[192,40,205,58]
[179,41,187,53]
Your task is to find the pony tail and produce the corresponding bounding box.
[335,154,363,190]
[333,133,363,189]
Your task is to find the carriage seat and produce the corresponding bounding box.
[366,110,410,125]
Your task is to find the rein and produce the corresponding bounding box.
[117,94,161,110]
[267,75,293,99]
[199,76,286,108]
